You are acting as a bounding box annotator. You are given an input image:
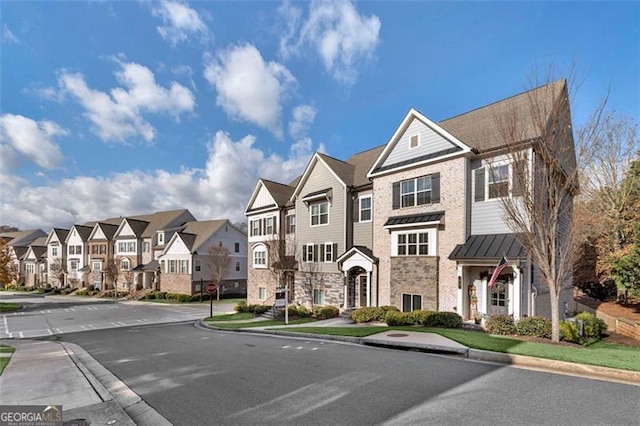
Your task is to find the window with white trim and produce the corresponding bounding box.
[253,245,267,268]
[120,258,130,271]
[401,176,432,207]
[251,220,260,237]
[26,264,35,274]
[324,243,333,263]
[52,247,58,257]
[310,202,329,226]
[258,287,266,301]
[488,164,509,199]
[70,260,79,271]
[286,214,296,234]
[143,242,150,253]
[158,233,164,244]
[179,260,188,274]
[360,196,372,222]
[265,217,274,235]
[304,244,315,262]
[402,293,422,312]
[313,289,325,305]
[397,232,429,255]
[169,259,176,273]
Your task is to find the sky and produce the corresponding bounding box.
[1,0,638,232]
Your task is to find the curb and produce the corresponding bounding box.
[198,320,640,387]
[60,342,171,425]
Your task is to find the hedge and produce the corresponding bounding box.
[384,310,462,328]
[350,306,399,323]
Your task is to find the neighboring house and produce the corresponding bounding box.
[87,222,119,290]
[158,219,248,295]
[22,237,47,287]
[64,225,94,288]
[0,229,48,285]
[111,209,196,291]
[245,80,576,321]
[45,228,69,287]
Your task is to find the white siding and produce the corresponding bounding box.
[381,118,458,168]
[252,185,277,210]
[93,227,106,240]
[119,222,136,237]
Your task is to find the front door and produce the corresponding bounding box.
[489,280,509,316]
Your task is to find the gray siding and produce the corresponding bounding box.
[353,190,373,249]
[381,118,458,168]
[295,163,345,273]
[470,157,514,235]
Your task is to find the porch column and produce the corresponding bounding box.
[343,270,348,308]
[456,265,463,316]
[481,274,488,316]
[512,267,521,319]
[366,271,371,307]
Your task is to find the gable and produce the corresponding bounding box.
[162,233,193,256]
[118,221,137,238]
[91,226,106,240]
[292,154,348,202]
[369,109,472,178]
[246,182,277,213]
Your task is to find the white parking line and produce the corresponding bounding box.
[2,315,8,335]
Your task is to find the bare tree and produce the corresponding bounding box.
[49,257,66,287]
[296,252,324,310]
[209,244,230,301]
[103,260,119,292]
[492,74,587,341]
[0,239,17,287]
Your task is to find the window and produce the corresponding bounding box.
[488,164,509,199]
[180,260,188,274]
[397,232,429,256]
[160,260,165,272]
[120,258,130,271]
[251,220,260,237]
[52,247,58,257]
[258,287,266,301]
[393,173,440,209]
[360,196,372,222]
[410,134,420,149]
[91,245,98,254]
[235,242,240,253]
[313,289,325,305]
[169,260,176,273]
[195,259,201,272]
[311,202,329,226]
[253,245,267,268]
[402,293,422,312]
[75,245,82,254]
[143,242,150,253]
[286,214,296,234]
[69,246,75,255]
[236,261,240,272]
[304,244,315,262]
[491,282,507,307]
[401,176,431,207]
[69,260,79,271]
[128,242,136,253]
[324,243,333,263]
[26,264,35,274]
[100,244,106,254]
[158,233,164,244]
[265,217,274,235]
[92,261,102,272]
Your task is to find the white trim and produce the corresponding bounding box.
[367,108,473,179]
[323,242,333,263]
[309,201,330,227]
[359,195,372,223]
[384,220,442,230]
[290,153,347,202]
[252,244,267,269]
[391,228,437,256]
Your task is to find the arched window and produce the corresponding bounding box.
[120,258,130,271]
[252,244,267,269]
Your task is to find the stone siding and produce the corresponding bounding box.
[294,271,343,309]
[390,256,439,310]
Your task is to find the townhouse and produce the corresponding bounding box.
[0,229,47,286]
[245,80,576,321]
[45,228,70,287]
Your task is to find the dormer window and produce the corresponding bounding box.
[158,233,164,244]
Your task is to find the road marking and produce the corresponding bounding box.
[65,308,70,312]
[19,332,24,338]
[47,329,53,335]
[55,328,62,333]
[282,345,291,349]
[296,346,303,350]
[2,315,8,335]
[311,347,318,351]
[70,308,76,312]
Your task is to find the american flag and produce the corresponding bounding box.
[488,256,509,288]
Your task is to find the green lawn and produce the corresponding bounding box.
[206,317,317,329]
[144,297,245,305]
[0,302,21,313]
[206,312,255,321]
[0,345,15,376]
[277,326,640,372]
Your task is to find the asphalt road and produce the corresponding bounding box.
[62,323,639,425]
[0,293,233,339]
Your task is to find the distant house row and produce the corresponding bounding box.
[244,80,576,321]
[1,209,247,296]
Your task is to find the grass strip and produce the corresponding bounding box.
[0,345,14,376]
[207,318,317,329]
[206,312,255,321]
[0,303,21,313]
[277,326,640,372]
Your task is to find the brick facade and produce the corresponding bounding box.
[160,273,193,294]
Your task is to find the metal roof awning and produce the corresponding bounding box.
[384,211,444,228]
[301,188,332,204]
[449,234,527,260]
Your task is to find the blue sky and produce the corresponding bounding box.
[1,0,638,231]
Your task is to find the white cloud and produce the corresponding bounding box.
[57,60,195,143]
[289,104,317,139]
[0,131,323,230]
[279,0,381,85]
[151,0,210,46]
[204,44,296,138]
[0,114,66,170]
[2,24,19,44]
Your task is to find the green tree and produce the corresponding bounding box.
[0,240,18,287]
[608,244,640,301]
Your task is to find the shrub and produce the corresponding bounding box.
[144,293,156,300]
[560,321,581,343]
[313,305,339,319]
[165,292,177,300]
[87,284,95,292]
[234,301,246,312]
[254,305,268,315]
[350,306,399,323]
[177,294,190,302]
[295,305,310,317]
[485,314,516,335]
[426,312,463,328]
[385,310,411,326]
[574,312,608,339]
[516,316,551,338]
[154,291,166,300]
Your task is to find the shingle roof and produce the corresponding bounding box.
[1,229,47,247]
[174,220,227,253]
[52,228,70,242]
[261,179,295,207]
[448,234,527,260]
[95,223,119,240]
[121,219,150,238]
[346,145,385,187]
[73,225,94,242]
[317,153,355,185]
[439,80,566,153]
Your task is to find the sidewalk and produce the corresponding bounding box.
[201,317,640,387]
[0,340,170,425]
